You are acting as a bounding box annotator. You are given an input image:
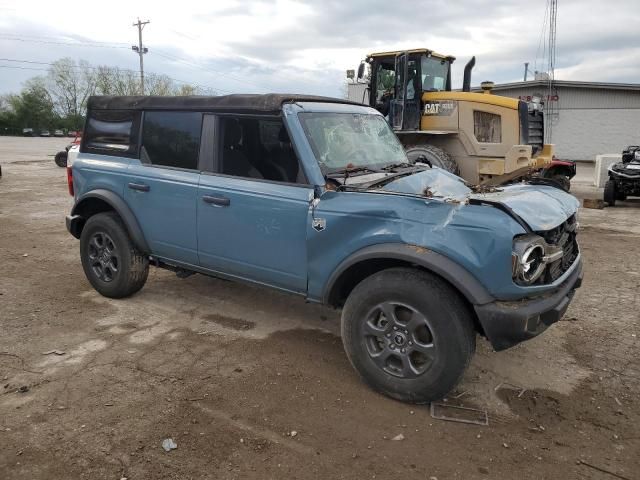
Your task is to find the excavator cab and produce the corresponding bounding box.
[360,50,453,132]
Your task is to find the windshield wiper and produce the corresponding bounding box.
[381,162,415,171]
[325,166,383,178]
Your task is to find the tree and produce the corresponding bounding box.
[93,66,140,96]
[45,58,94,128]
[7,78,56,130]
[145,73,175,96]
[1,56,209,135]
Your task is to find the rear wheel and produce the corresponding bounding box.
[341,268,475,403]
[80,212,149,298]
[54,151,67,167]
[604,179,616,206]
[405,144,459,175]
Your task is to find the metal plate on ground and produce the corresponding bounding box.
[430,402,489,426]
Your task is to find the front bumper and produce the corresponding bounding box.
[474,258,583,351]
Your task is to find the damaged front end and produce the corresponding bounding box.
[336,166,580,233]
[319,166,583,351]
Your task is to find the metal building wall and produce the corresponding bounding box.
[491,85,640,160]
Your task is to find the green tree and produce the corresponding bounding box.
[8,78,55,130]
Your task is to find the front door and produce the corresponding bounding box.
[197,115,313,293]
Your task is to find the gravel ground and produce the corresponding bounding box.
[0,136,638,479]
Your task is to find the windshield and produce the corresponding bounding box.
[298,112,408,173]
[421,55,449,91]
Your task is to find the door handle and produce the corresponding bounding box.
[128,182,150,192]
[202,195,230,207]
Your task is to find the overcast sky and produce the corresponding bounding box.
[1,0,639,97]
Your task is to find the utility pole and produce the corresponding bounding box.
[523,62,529,82]
[132,18,150,95]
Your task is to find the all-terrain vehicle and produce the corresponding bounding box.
[54,134,82,167]
[65,94,582,403]
[604,146,640,206]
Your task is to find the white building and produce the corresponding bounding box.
[477,80,640,161]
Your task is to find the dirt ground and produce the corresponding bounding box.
[1,136,638,479]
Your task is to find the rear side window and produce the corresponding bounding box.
[83,110,140,155]
[141,111,202,170]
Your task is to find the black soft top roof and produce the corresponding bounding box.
[87,93,361,113]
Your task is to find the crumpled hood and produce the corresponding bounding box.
[379,168,579,231]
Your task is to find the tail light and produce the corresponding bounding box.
[66,166,74,196]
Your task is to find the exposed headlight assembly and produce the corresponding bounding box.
[512,235,551,285]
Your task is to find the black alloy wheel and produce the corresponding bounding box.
[363,301,436,379]
[87,231,119,282]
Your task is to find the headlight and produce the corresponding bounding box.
[512,235,547,285]
[634,151,640,160]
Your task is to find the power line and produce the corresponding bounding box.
[151,49,271,92]
[0,35,130,49]
[0,32,129,46]
[534,0,550,73]
[0,31,268,93]
[0,64,49,71]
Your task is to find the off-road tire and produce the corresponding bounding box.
[54,151,67,167]
[604,179,616,207]
[341,267,476,403]
[405,144,459,175]
[80,212,149,298]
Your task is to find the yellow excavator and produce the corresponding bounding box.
[353,48,575,187]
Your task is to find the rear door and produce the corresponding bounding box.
[196,115,312,293]
[125,111,202,265]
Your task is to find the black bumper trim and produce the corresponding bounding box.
[474,259,583,351]
[65,214,84,239]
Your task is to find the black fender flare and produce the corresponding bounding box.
[70,189,150,253]
[322,243,494,306]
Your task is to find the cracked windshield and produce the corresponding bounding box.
[299,112,408,172]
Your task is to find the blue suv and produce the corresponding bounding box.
[66,94,582,403]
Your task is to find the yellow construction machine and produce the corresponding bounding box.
[353,48,574,187]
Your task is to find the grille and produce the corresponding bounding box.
[539,214,578,283]
[527,110,544,155]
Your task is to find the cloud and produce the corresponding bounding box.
[1,0,639,97]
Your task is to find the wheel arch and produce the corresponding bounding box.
[70,189,150,253]
[323,243,494,311]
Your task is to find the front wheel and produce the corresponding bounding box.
[604,179,616,206]
[341,268,475,403]
[405,144,459,175]
[80,212,149,298]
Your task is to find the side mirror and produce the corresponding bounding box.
[357,62,365,80]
